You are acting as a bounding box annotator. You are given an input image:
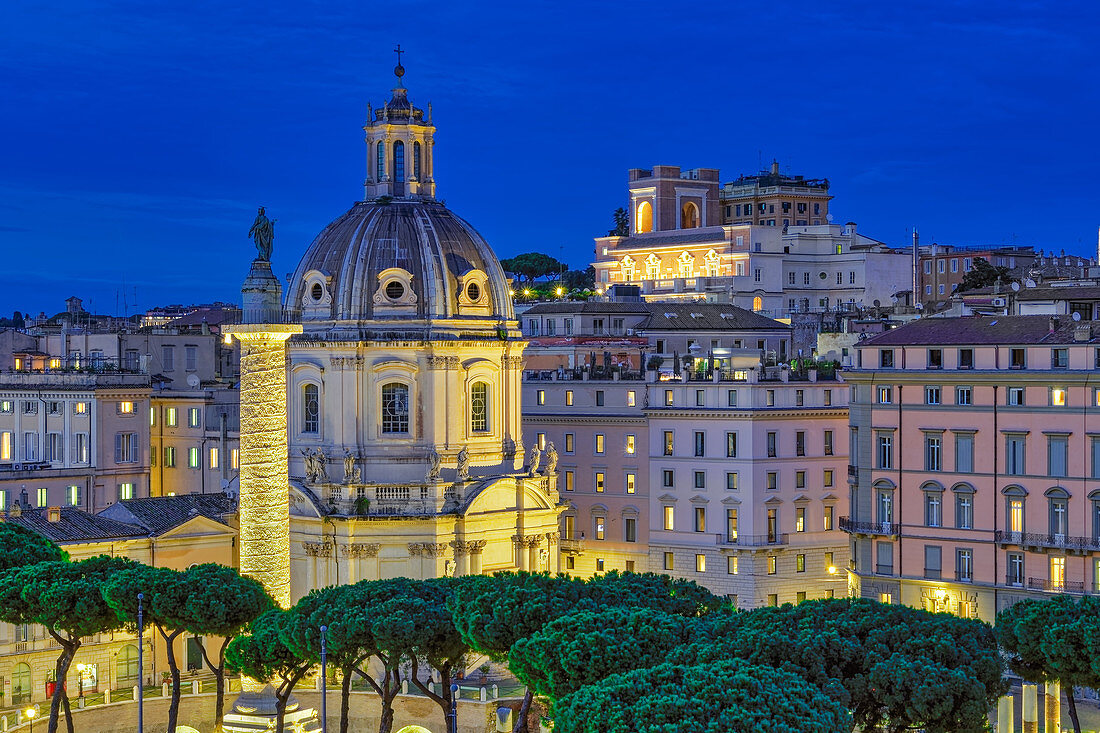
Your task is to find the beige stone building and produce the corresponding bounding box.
[521,300,850,607]
[0,495,236,707]
[720,160,831,227]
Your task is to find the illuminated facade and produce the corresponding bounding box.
[232,62,563,604]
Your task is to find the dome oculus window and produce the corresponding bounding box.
[385,280,406,301]
[311,283,324,301]
[466,282,481,302]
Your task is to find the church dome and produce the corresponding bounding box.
[286,198,515,328]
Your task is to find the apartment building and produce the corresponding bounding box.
[522,301,850,607]
[845,315,1100,621]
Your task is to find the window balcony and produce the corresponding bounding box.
[839,517,900,537]
[1027,577,1086,594]
[715,533,790,547]
[560,537,585,553]
[994,530,1100,552]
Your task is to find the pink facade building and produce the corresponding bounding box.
[845,315,1100,621]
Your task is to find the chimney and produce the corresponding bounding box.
[47,507,61,523]
[771,159,780,175]
[1049,316,1059,333]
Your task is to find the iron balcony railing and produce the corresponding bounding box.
[839,517,901,537]
[715,533,790,547]
[994,530,1100,551]
[1028,577,1086,594]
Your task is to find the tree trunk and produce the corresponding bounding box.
[1066,686,1082,733]
[60,690,74,733]
[197,636,231,733]
[161,627,184,733]
[340,665,354,733]
[511,688,533,733]
[408,659,454,733]
[46,635,77,733]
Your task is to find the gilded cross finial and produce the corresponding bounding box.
[393,44,405,80]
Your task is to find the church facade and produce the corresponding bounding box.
[232,61,563,605]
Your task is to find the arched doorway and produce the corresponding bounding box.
[116,644,140,686]
[12,662,31,704]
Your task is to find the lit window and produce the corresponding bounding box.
[796,554,806,572]
[66,485,81,507]
[188,447,200,469]
[0,431,10,460]
[664,506,675,531]
[164,446,176,468]
[727,556,738,575]
[230,448,239,470]
[564,470,574,491]
[595,472,604,492]
[767,555,777,575]
[625,473,635,494]
[36,488,48,507]
[166,407,178,427]
[663,552,674,570]
[188,407,201,428]
[795,507,805,532]
[118,401,134,415]
[1052,387,1067,407]
[73,402,88,415]
[209,447,219,469]
[625,435,635,454]
[536,390,545,406]
[594,434,604,454]
[118,483,134,501]
[594,516,605,541]
[565,390,573,406]
[626,390,636,407]
[664,390,673,406]
[695,554,706,572]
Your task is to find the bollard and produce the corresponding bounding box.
[401,680,408,695]
[104,689,111,705]
[491,684,498,700]
[2,713,7,732]
[1045,681,1060,733]
[133,685,140,701]
[1023,684,1038,733]
[78,697,85,709]
[162,682,169,697]
[997,696,1013,733]
[480,686,487,702]
[192,680,200,695]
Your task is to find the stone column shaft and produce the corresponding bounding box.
[1022,683,1038,733]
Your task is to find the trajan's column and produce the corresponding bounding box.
[223,209,315,733]
[227,206,301,609]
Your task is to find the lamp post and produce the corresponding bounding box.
[449,682,458,733]
[319,625,328,733]
[76,663,85,702]
[24,706,35,733]
[137,592,144,733]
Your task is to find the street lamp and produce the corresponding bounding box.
[137,592,144,733]
[449,682,459,733]
[76,663,85,701]
[319,625,328,733]
[24,706,35,733]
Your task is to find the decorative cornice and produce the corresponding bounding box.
[408,542,449,557]
[450,539,487,556]
[303,541,332,557]
[427,355,461,370]
[342,543,381,558]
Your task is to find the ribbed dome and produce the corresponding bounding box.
[286,199,514,328]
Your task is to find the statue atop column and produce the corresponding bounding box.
[343,449,361,484]
[426,449,442,481]
[248,206,275,261]
[527,444,542,477]
[544,442,558,475]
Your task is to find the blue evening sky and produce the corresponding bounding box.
[1,1,1097,317]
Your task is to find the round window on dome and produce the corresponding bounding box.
[466,282,481,302]
[385,280,406,301]
[311,283,324,301]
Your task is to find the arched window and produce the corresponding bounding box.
[645,253,661,280]
[302,384,319,434]
[681,201,699,229]
[752,296,763,312]
[635,201,653,233]
[116,644,140,684]
[619,255,635,281]
[376,141,385,180]
[393,140,405,181]
[677,252,694,279]
[470,381,489,432]
[413,141,422,179]
[12,662,31,704]
[381,383,410,434]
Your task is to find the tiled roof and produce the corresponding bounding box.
[603,226,731,248]
[524,302,787,331]
[860,315,1100,347]
[7,507,149,543]
[97,493,236,535]
[640,304,786,331]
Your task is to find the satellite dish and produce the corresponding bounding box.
[873,299,881,307]
[1010,282,1020,291]
[1024,278,1037,288]
[1072,312,1082,321]
[826,213,834,223]
[915,303,924,310]
[186,374,200,388]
